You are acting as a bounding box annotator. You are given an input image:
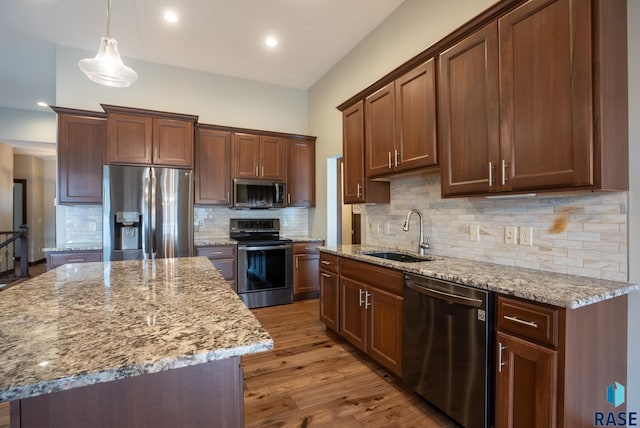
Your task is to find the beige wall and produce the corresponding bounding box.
[307,0,498,239]
[0,144,14,273]
[13,155,45,262]
[56,46,308,135]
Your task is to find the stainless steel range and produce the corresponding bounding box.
[231,219,293,309]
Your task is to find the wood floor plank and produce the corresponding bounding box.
[242,299,457,428]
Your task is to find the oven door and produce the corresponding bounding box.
[236,242,293,308]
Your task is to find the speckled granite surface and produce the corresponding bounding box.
[194,238,237,246]
[321,245,638,309]
[0,257,273,402]
[42,244,103,252]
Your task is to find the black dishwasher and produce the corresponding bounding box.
[403,273,493,428]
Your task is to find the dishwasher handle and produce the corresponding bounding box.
[406,281,483,308]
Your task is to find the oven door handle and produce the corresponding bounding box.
[239,244,290,251]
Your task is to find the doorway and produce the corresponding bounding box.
[13,179,27,258]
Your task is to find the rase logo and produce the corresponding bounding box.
[594,381,637,426]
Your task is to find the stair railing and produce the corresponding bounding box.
[0,225,30,282]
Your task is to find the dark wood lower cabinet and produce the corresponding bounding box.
[495,331,558,428]
[293,242,322,300]
[329,255,403,377]
[319,268,339,332]
[495,294,628,428]
[11,357,244,428]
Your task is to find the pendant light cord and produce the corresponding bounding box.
[106,0,112,37]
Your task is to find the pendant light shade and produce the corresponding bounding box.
[78,0,137,87]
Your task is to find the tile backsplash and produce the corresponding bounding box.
[58,205,311,246]
[364,173,628,282]
[194,206,310,241]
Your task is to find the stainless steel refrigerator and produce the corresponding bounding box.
[103,165,193,261]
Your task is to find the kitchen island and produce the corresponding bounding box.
[0,257,273,428]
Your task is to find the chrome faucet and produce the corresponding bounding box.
[403,209,430,255]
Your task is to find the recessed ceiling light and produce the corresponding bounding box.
[37,101,48,107]
[164,10,178,23]
[265,36,278,48]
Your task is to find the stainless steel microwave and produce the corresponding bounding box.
[233,179,286,209]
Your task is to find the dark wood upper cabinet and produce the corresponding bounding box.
[232,133,285,181]
[365,82,396,177]
[342,101,390,204]
[365,59,438,178]
[103,105,197,168]
[53,107,106,204]
[439,0,627,197]
[439,22,500,196]
[194,126,231,205]
[395,59,438,172]
[287,138,316,207]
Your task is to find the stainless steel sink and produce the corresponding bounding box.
[362,251,434,263]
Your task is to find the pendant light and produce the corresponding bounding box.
[78,0,138,87]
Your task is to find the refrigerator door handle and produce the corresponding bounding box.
[142,169,152,259]
[150,168,157,258]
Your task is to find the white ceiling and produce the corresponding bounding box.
[0,0,405,114]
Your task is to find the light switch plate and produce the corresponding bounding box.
[470,225,480,241]
[505,226,517,244]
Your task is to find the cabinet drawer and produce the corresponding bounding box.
[319,253,339,273]
[497,296,560,347]
[196,245,236,259]
[211,259,235,281]
[294,241,323,255]
[48,251,103,270]
[340,258,403,296]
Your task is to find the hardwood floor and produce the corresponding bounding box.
[243,299,457,427]
[0,298,456,427]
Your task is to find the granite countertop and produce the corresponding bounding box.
[320,245,639,309]
[195,237,325,246]
[0,257,273,403]
[43,244,103,252]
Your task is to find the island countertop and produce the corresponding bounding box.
[0,257,273,403]
[320,245,639,309]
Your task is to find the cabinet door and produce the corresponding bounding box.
[339,277,366,352]
[57,114,106,204]
[107,113,153,164]
[499,0,592,191]
[367,286,403,377]
[259,136,285,180]
[342,102,390,204]
[495,331,558,428]
[195,128,231,205]
[319,269,339,332]
[153,118,194,168]
[396,59,438,172]
[294,253,320,298]
[365,82,396,177]
[232,133,261,179]
[286,139,315,207]
[342,102,366,203]
[439,22,500,196]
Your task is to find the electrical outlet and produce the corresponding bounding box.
[470,225,480,241]
[520,227,533,246]
[504,226,518,244]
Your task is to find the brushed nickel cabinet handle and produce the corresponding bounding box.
[356,183,362,198]
[503,315,538,328]
[255,166,259,177]
[388,152,392,169]
[498,342,507,373]
[502,159,508,185]
[365,291,371,309]
[320,273,331,278]
[67,258,86,262]
[489,162,493,187]
[394,149,398,167]
[320,260,331,265]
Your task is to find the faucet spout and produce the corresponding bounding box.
[402,209,430,255]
